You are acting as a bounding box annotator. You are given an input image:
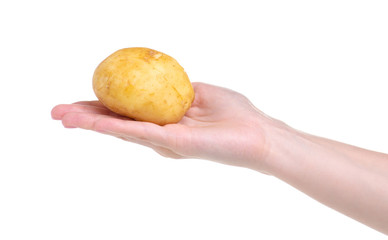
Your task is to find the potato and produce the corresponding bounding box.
[92,47,195,125]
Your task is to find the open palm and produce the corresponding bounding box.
[52,82,271,171]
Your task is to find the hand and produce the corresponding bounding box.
[51,82,388,234]
[51,82,280,172]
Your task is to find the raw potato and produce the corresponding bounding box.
[93,47,195,125]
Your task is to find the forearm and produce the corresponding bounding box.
[265,124,388,234]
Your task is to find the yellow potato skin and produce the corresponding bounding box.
[93,47,194,125]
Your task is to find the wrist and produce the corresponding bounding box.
[257,119,312,176]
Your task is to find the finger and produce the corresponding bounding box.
[94,116,168,145]
[61,110,185,158]
[61,112,111,129]
[52,103,116,120]
[61,111,169,148]
[72,101,106,108]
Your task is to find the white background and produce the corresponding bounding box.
[0,0,387,239]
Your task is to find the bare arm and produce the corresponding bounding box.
[51,82,388,234]
[266,124,388,234]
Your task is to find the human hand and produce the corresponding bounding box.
[52,82,388,234]
[51,82,282,173]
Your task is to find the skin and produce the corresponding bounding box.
[51,82,388,235]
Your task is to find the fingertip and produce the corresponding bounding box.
[51,104,67,120]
